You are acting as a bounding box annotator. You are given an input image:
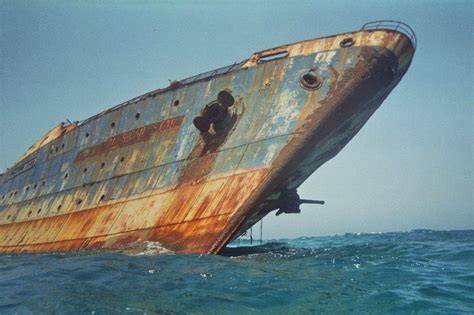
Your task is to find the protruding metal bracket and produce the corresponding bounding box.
[274,189,324,216]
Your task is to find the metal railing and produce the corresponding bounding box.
[361,20,417,49]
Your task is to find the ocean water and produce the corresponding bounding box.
[0,230,473,314]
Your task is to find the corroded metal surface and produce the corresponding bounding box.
[75,116,184,162]
[0,23,415,254]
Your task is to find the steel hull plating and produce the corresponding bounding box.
[0,26,415,254]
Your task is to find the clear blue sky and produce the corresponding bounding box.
[1,0,472,238]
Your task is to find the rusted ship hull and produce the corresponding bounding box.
[0,22,415,254]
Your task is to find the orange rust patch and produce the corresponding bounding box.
[85,229,151,250]
[54,204,124,241]
[148,213,232,253]
[0,169,270,254]
[179,153,217,184]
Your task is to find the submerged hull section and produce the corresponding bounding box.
[0,23,415,254]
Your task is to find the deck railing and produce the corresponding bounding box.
[361,20,417,49]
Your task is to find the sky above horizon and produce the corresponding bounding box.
[0,0,472,238]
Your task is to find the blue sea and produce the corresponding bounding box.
[0,230,473,314]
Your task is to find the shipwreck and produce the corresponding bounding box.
[0,21,416,254]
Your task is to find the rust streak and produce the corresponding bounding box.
[75,116,184,162]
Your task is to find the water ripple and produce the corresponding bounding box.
[0,230,473,314]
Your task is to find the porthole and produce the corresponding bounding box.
[85,132,89,138]
[42,181,46,186]
[100,162,105,169]
[76,199,82,205]
[135,113,141,119]
[2,195,5,200]
[100,194,106,202]
[61,143,65,149]
[27,211,32,217]
[300,72,322,90]
[83,168,88,173]
[7,215,11,220]
[340,38,354,48]
[34,183,38,189]
[111,122,116,128]
[55,147,59,152]
[173,100,180,107]
[120,157,125,163]
[57,204,62,212]
[37,208,42,214]
[26,186,29,192]
[14,191,17,196]
[64,173,68,179]
[50,149,54,154]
